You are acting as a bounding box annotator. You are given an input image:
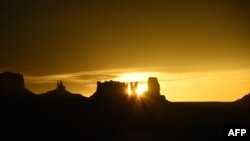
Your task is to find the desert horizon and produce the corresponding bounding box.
[1,0,249,140]
[1,71,249,141]
[18,68,250,102]
[1,70,249,102]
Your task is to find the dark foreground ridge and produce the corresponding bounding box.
[1,72,250,141]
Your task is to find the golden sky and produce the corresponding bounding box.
[1,0,249,101]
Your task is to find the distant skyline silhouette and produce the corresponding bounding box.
[1,71,249,141]
[15,69,249,102]
[0,71,249,102]
[1,0,250,102]
[1,1,249,140]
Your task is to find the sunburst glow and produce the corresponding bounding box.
[127,83,132,95]
[116,72,149,96]
[136,84,147,96]
[127,83,147,96]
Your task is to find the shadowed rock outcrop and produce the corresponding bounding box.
[90,80,128,101]
[43,80,70,95]
[0,72,25,93]
[235,92,250,106]
[147,77,160,95]
[41,80,87,102]
[0,72,32,100]
[1,71,250,141]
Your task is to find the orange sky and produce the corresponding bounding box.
[1,0,249,101]
[22,68,250,102]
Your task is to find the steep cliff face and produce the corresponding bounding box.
[0,72,25,94]
[147,77,160,95]
[0,72,34,102]
[96,81,128,94]
[90,80,128,100]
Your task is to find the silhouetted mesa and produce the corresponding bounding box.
[94,80,139,95]
[1,71,250,141]
[90,80,129,102]
[0,72,34,100]
[90,77,167,107]
[0,72,25,94]
[96,80,128,94]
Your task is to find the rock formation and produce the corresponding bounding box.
[43,80,71,96]
[147,77,160,95]
[235,92,250,106]
[56,80,66,91]
[0,72,25,94]
[91,80,128,100]
[96,80,128,94]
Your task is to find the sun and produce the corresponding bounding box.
[116,72,150,96]
[127,83,147,96]
[127,84,132,95]
[136,84,147,96]
[116,72,149,96]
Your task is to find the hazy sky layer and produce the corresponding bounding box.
[1,0,249,101]
[23,69,250,102]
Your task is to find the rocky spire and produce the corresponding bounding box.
[147,77,160,95]
[56,80,66,91]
